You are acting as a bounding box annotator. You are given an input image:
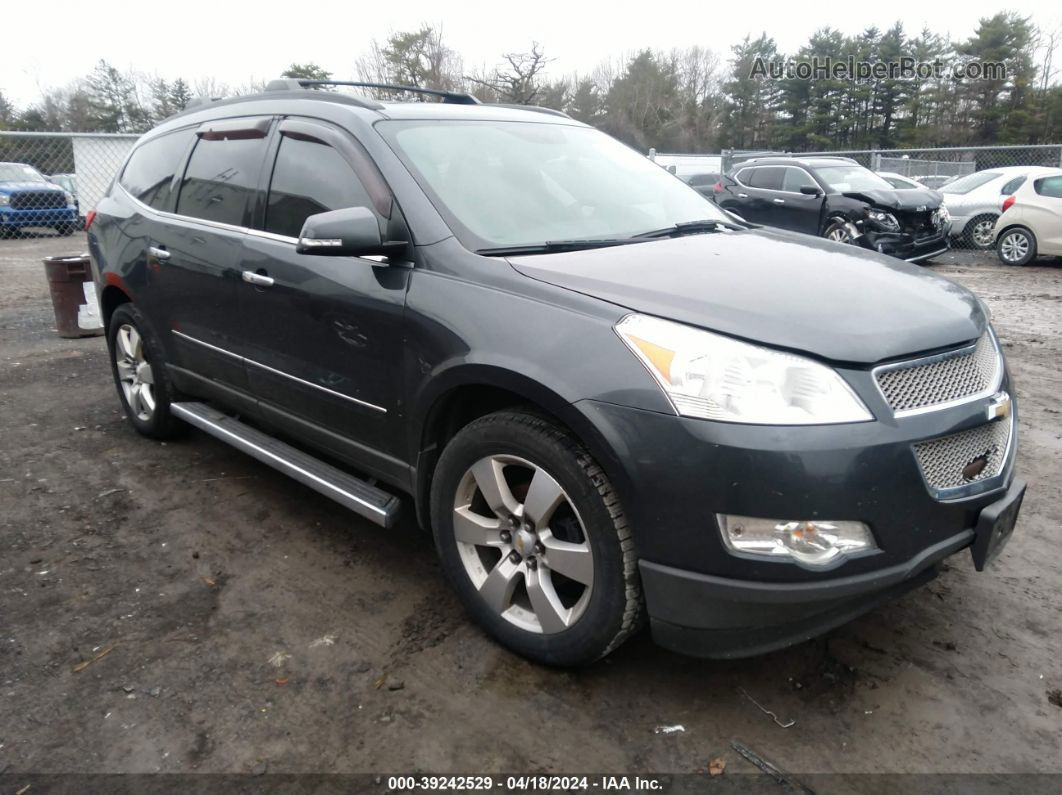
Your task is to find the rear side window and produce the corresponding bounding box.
[748,167,784,191]
[176,136,267,226]
[119,129,194,210]
[1000,176,1026,195]
[1035,176,1062,198]
[264,136,375,239]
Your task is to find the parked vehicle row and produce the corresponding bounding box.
[87,80,1023,666]
[712,156,951,263]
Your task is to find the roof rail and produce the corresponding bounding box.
[265,78,481,105]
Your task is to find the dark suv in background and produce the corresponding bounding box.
[713,156,952,262]
[87,80,1023,666]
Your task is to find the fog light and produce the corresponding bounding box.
[717,515,875,567]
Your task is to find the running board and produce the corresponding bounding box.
[170,402,401,528]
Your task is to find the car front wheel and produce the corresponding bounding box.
[430,410,642,666]
[997,227,1036,266]
[823,219,855,244]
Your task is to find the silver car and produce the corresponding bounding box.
[942,166,1062,249]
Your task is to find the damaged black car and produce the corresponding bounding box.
[712,156,951,263]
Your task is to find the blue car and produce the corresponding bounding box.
[0,162,80,237]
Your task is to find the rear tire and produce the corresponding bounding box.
[823,219,855,244]
[963,214,998,250]
[55,223,77,236]
[997,227,1036,266]
[430,410,642,666]
[107,303,184,439]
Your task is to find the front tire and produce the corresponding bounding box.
[107,303,183,439]
[823,219,855,244]
[54,223,77,237]
[997,227,1036,266]
[964,214,998,250]
[430,410,642,666]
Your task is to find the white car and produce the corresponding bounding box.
[994,170,1062,265]
[942,166,1062,250]
[876,171,926,190]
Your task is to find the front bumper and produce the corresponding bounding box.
[576,377,1018,658]
[0,207,78,228]
[858,223,952,262]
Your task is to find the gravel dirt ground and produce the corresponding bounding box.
[1,232,1060,787]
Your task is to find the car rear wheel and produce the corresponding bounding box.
[430,410,642,666]
[54,223,77,236]
[964,214,998,250]
[997,227,1037,266]
[823,219,854,244]
[107,303,184,439]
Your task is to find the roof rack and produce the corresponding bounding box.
[264,78,481,105]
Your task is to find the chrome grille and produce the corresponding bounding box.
[913,417,1012,493]
[875,333,1000,414]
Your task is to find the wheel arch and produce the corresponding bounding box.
[99,283,133,330]
[410,365,631,533]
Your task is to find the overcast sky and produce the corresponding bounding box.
[5,0,1060,106]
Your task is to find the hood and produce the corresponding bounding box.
[842,188,943,211]
[507,229,984,365]
[0,181,62,194]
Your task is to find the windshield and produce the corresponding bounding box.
[941,172,1000,195]
[815,165,895,193]
[0,163,48,183]
[379,120,729,250]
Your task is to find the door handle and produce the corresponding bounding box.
[242,270,275,287]
[148,245,170,261]
[737,192,749,198]
[773,198,786,204]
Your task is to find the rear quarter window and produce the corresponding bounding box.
[119,128,195,210]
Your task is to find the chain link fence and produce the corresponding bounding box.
[0,131,138,238]
[718,144,1062,189]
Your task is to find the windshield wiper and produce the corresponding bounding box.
[631,219,743,240]
[477,238,635,256]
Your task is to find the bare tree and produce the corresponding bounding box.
[466,43,552,104]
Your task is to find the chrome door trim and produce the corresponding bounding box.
[170,329,387,414]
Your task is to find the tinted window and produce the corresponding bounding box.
[748,167,784,191]
[1000,176,1026,195]
[176,136,266,226]
[119,129,194,210]
[782,167,817,192]
[264,136,375,239]
[1035,176,1062,198]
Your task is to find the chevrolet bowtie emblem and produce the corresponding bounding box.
[986,392,1012,421]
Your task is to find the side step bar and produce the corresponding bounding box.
[171,402,401,528]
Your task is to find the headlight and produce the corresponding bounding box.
[718,515,876,567]
[866,210,900,230]
[935,205,950,223]
[0,194,9,207]
[63,191,75,206]
[615,314,872,424]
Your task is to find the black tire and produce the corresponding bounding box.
[430,410,642,666]
[107,303,184,439]
[822,218,855,244]
[963,214,998,250]
[54,223,77,237]
[996,226,1037,266]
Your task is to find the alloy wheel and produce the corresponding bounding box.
[999,232,1029,263]
[971,219,996,248]
[826,226,852,243]
[114,324,156,421]
[452,454,594,634]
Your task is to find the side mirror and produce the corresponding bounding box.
[800,186,823,196]
[296,206,406,258]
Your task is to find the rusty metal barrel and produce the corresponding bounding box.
[42,254,104,338]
